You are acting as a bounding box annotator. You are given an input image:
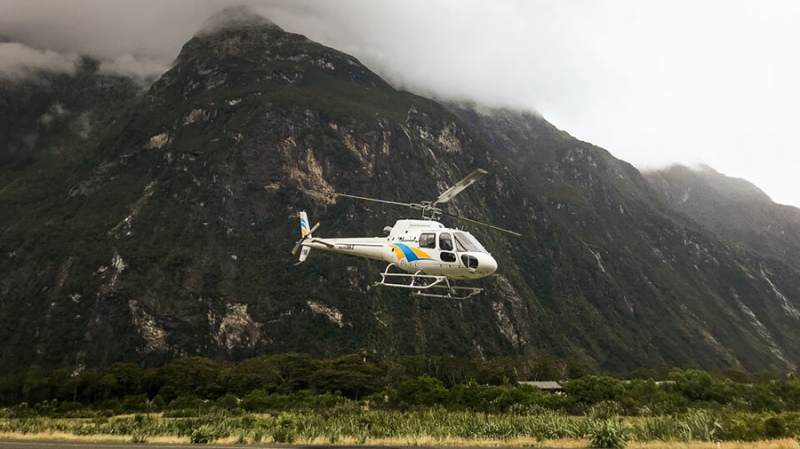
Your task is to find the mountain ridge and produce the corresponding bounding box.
[644,164,800,267]
[2,13,800,374]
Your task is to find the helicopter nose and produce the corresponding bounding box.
[477,254,497,275]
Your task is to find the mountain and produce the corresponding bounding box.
[2,11,800,373]
[0,58,145,369]
[445,104,800,372]
[644,164,800,268]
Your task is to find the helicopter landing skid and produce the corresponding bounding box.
[375,264,483,300]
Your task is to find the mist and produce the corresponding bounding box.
[0,43,80,78]
[1,0,799,207]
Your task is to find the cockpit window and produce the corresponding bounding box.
[439,233,453,251]
[454,232,488,253]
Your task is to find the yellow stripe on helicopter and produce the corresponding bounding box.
[390,243,432,261]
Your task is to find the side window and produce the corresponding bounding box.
[439,233,453,251]
[419,233,436,249]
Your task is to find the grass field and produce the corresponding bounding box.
[1,431,799,448]
[2,409,800,448]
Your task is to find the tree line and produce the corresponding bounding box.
[2,353,799,416]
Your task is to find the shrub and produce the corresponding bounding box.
[215,393,240,410]
[120,394,150,413]
[721,411,762,441]
[587,419,629,449]
[763,415,786,439]
[240,389,274,412]
[56,401,83,414]
[393,375,447,407]
[271,412,298,443]
[190,425,218,444]
[681,409,722,441]
[169,395,205,410]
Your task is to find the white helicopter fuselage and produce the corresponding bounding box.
[300,218,498,280]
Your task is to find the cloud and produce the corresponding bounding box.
[0,42,80,79]
[0,0,236,82]
[97,55,168,84]
[0,0,612,115]
[246,1,614,116]
[1,0,799,206]
[38,102,69,126]
[195,4,278,37]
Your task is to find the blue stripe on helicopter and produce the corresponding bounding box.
[390,243,432,262]
[300,217,309,236]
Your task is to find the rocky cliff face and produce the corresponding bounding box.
[3,14,800,373]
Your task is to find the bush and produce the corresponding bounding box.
[241,390,348,412]
[587,419,629,449]
[169,394,205,410]
[241,390,277,412]
[393,375,447,407]
[120,394,149,412]
[721,412,763,441]
[190,425,218,444]
[271,413,298,443]
[763,415,786,439]
[564,376,624,405]
[215,393,240,410]
[56,401,84,414]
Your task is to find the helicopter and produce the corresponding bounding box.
[292,169,520,299]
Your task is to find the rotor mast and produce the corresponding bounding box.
[334,169,521,236]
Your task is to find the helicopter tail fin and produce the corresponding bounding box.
[299,210,312,239]
[292,211,317,264]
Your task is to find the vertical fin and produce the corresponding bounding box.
[294,210,313,264]
[300,210,311,238]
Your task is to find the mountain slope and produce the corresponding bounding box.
[644,164,800,267]
[0,16,539,369]
[447,103,800,371]
[3,13,800,373]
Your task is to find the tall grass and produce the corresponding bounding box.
[631,410,722,442]
[2,406,798,444]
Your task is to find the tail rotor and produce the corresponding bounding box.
[292,211,319,264]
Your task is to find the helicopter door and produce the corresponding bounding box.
[395,232,436,269]
[438,233,456,262]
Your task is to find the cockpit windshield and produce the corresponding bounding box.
[454,232,488,253]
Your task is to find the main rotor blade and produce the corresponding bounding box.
[433,169,488,205]
[335,193,420,210]
[441,211,522,237]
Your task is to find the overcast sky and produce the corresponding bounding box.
[2,0,799,206]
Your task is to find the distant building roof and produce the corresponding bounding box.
[519,381,564,391]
